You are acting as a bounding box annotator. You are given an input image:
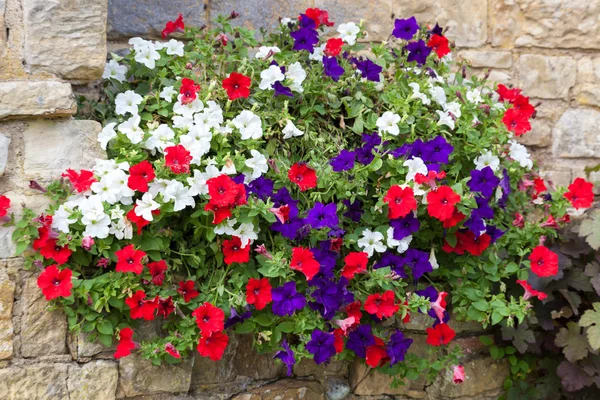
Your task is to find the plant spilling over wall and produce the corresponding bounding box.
[2,8,595,389]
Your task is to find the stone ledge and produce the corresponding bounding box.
[0,81,76,121]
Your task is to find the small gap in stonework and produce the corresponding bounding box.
[5,28,9,41]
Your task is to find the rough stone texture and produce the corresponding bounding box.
[491,0,600,50]
[119,353,195,397]
[459,50,513,69]
[575,56,600,107]
[517,100,566,148]
[0,81,76,120]
[232,379,325,400]
[0,363,70,399]
[518,54,577,99]
[67,360,119,400]
[0,267,15,359]
[553,108,600,159]
[315,0,393,42]
[0,0,5,46]
[0,133,9,176]
[22,0,108,81]
[77,332,113,359]
[18,275,68,358]
[393,0,487,47]
[22,120,104,183]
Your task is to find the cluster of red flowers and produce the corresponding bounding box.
[222,72,252,100]
[498,84,535,136]
[62,169,96,193]
[192,302,229,360]
[161,13,184,39]
[427,186,461,222]
[384,186,417,219]
[341,252,369,279]
[427,33,450,58]
[288,162,317,191]
[303,7,334,28]
[33,215,73,265]
[179,77,201,104]
[205,174,247,224]
[442,231,492,257]
[0,195,10,218]
[290,247,321,280]
[164,144,192,174]
[564,177,594,210]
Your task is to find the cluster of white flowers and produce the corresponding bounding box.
[337,22,360,45]
[509,140,533,169]
[357,228,411,257]
[214,218,259,247]
[258,61,307,93]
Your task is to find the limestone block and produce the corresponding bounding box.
[459,50,513,69]
[67,360,118,400]
[575,57,600,107]
[0,81,75,121]
[517,100,566,148]
[22,0,108,81]
[553,108,600,159]
[0,267,15,359]
[231,379,325,400]
[518,54,576,99]
[0,133,9,176]
[0,363,70,399]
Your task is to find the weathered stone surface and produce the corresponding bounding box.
[553,108,600,159]
[517,100,565,148]
[232,379,325,400]
[294,358,349,381]
[19,275,68,357]
[575,57,600,107]
[314,0,393,42]
[491,0,600,49]
[22,120,104,183]
[0,133,9,176]
[518,54,576,99]
[119,353,194,397]
[22,0,107,81]
[426,357,509,399]
[0,81,75,120]
[108,0,206,39]
[540,169,573,189]
[0,226,16,258]
[393,0,487,47]
[0,0,6,47]
[233,334,283,380]
[68,360,119,400]
[0,267,15,359]
[0,363,69,399]
[77,331,113,359]
[459,50,513,69]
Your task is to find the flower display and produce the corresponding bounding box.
[6,9,595,388]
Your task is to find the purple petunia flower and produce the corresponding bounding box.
[309,276,354,320]
[392,16,419,40]
[323,56,345,81]
[343,199,363,222]
[362,132,381,148]
[306,329,337,365]
[298,14,316,29]
[486,225,505,243]
[468,166,500,198]
[347,324,375,358]
[424,136,454,164]
[224,307,252,329]
[273,81,294,97]
[405,40,432,65]
[373,251,406,278]
[390,213,420,240]
[497,169,511,208]
[330,149,356,172]
[274,339,296,376]
[312,244,340,279]
[247,176,274,201]
[270,217,306,240]
[354,58,383,82]
[355,145,375,165]
[272,282,306,316]
[291,28,319,53]
[307,202,339,229]
[403,249,432,280]
[387,330,413,366]
[428,23,444,36]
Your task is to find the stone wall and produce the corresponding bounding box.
[1,0,598,399]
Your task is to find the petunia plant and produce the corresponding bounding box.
[3,8,596,387]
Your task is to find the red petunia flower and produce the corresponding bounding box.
[415,170,446,187]
[180,78,201,104]
[496,84,522,103]
[366,337,389,368]
[333,328,345,353]
[324,38,344,57]
[333,316,356,335]
[147,260,168,285]
[269,205,291,224]
[162,14,184,39]
[128,160,155,192]
[384,185,417,219]
[502,108,531,136]
[511,95,535,119]
[125,290,159,320]
[207,174,239,207]
[246,278,272,310]
[516,280,547,301]
[427,34,450,58]
[346,300,363,325]
[529,245,558,277]
[178,280,199,303]
[37,265,73,300]
[127,208,159,235]
[114,327,135,359]
[364,290,399,319]
[192,302,225,335]
[288,163,317,191]
[165,343,181,359]
[222,72,251,100]
[0,195,10,218]
[204,203,233,225]
[222,236,250,265]
[33,221,52,250]
[304,7,334,28]
[341,252,369,280]
[157,296,175,318]
[62,169,96,193]
[290,247,320,280]
[115,244,146,274]
[197,330,229,361]
[533,177,547,197]
[430,292,448,323]
[564,177,594,210]
[39,239,72,265]
[460,231,491,256]
[426,323,456,346]
[442,208,465,228]
[427,186,461,221]
[164,145,192,174]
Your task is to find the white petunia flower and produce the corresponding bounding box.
[118,115,144,144]
[165,39,185,56]
[134,44,161,69]
[357,229,386,257]
[232,110,262,140]
[338,22,360,45]
[404,157,428,182]
[93,159,129,178]
[98,122,117,150]
[386,228,412,253]
[245,150,268,180]
[173,94,204,119]
[145,124,175,154]
[109,216,133,240]
[214,218,237,235]
[259,65,285,90]
[474,151,500,172]
[135,192,160,221]
[102,60,127,82]
[443,101,462,119]
[509,140,533,169]
[282,120,304,139]
[376,111,401,136]
[436,110,455,130]
[309,43,326,61]
[203,101,224,128]
[429,86,447,105]
[408,83,431,105]
[160,86,177,103]
[234,222,259,248]
[281,18,295,25]
[286,62,306,93]
[466,88,483,104]
[187,166,220,196]
[52,202,79,233]
[221,159,237,175]
[255,46,281,59]
[115,90,143,116]
[180,125,212,165]
[91,178,119,204]
[164,181,195,211]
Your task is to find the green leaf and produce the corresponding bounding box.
[555,322,590,362]
[479,335,493,346]
[579,303,600,350]
[98,333,113,347]
[97,320,113,335]
[253,313,273,327]
[234,320,256,334]
[578,209,600,250]
[276,321,295,333]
